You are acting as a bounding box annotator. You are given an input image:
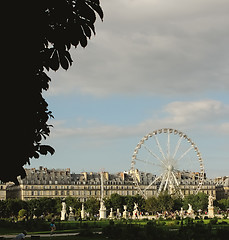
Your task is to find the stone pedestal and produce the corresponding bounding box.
[109,208,115,219]
[208,206,214,218]
[99,201,106,219]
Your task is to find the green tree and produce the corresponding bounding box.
[85,197,100,217]
[27,197,61,217]
[183,192,208,212]
[172,197,183,212]
[123,195,136,212]
[65,196,81,214]
[131,194,146,212]
[2,0,103,183]
[5,199,26,218]
[216,198,229,211]
[108,193,124,211]
[145,196,159,214]
[157,192,174,212]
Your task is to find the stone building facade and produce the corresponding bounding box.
[3,166,228,201]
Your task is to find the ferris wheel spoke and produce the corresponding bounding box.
[144,174,162,192]
[173,137,183,159]
[158,172,167,194]
[171,171,179,187]
[154,135,167,161]
[142,144,166,167]
[171,171,184,197]
[135,158,162,168]
[163,172,170,192]
[176,145,193,162]
[167,132,170,158]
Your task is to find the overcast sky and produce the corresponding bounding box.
[27,0,229,178]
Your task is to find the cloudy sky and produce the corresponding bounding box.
[27,0,229,178]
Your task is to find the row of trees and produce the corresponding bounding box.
[1,193,228,219]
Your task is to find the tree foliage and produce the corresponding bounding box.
[183,192,208,211]
[65,196,81,214]
[85,197,100,216]
[2,0,103,183]
[104,193,145,212]
[215,197,229,211]
[145,192,182,213]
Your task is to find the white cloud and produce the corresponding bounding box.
[46,0,229,97]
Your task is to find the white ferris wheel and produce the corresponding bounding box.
[131,128,205,199]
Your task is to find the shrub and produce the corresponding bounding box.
[102,224,122,239]
[18,209,27,220]
[174,220,180,225]
[184,217,193,225]
[209,217,218,225]
[79,228,93,237]
[176,215,181,220]
[218,221,227,225]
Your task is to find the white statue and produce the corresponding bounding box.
[123,205,128,219]
[109,208,115,219]
[81,203,86,220]
[134,202,138,211]
[132,202,139,219]
[61,202,66,221]
[208,194,214,207]
[99,200,106,219]
[187,203,195,218]
[208,194,215,218]
[62,202,66,211]
[68,206,75,221]
[180,207,184,217]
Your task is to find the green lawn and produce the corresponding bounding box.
[0,218,228,236]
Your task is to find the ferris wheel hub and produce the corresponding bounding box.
[167,165,174,171]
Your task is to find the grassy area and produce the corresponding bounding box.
[0,218,228,236]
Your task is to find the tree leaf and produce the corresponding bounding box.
[80,33,87,48]
[86,1,104,21]
[49,49,59,71]
[39,145,55,155]
[82,23,92,38]
[64,51,73,66]
[59,52,69,70]
[33,152,40,159]
[77,1,96,23]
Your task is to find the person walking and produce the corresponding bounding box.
[50,221,56,235]
[15,230,27,240]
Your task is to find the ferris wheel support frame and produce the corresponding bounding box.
[131,128,205,199]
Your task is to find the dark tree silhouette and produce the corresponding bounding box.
[1,0,103,183]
